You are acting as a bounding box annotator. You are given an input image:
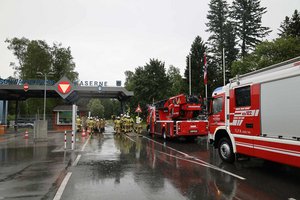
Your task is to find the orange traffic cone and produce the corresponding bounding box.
[81,129,86,137]
[24,130,29,139]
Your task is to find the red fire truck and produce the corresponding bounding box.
[147,94,208,140]
[209,56,300,167]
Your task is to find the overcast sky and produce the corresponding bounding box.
[0,0,298,86]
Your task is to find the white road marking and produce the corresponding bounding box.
[128,135,246,180]
[81,135,91,151]
[72,155,81,167]
[53,172,72,200]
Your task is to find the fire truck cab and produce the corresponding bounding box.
[209,57,300,167]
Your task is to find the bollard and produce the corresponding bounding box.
[71,131,74,150]
[64,131,67,149]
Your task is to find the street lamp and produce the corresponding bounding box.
[37,71,54,121]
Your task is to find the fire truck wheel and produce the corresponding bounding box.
[218,137,235,163]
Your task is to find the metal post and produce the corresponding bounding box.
[43,74,47,121]
[189,54,192,95]
[64,130,67,150]
[71,131,74,150]
[72,104,77,150]
[223,48,226,86]
[14,100,19,132]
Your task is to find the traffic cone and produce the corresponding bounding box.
[24,130,29,139]
[81,129,86,137]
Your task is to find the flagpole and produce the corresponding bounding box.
[204,52,208,114]
[223,48,226,86]
[189,54,191,96]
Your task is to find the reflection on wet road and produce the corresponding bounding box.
[61,125,300,200]
[0,133,74,200]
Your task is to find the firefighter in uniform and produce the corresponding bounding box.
[76,116,82,132]
[100,118,105,133]
[120,114,125,133]
[114,117,121,134]
[135,116,143,134]
[129,116,134,132]
[87,117,94,134]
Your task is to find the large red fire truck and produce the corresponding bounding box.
[147,94,208,140]
[209,56,300,167]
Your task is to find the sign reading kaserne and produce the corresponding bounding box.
[54,76,74,99]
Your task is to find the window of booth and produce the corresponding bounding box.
[57,111,72,125]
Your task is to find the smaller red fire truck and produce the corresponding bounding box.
[209,56,300,168]
[147,94,208,140]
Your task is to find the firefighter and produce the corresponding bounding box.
[76,115,82,132]
[95,118,100,133]
[135,116,143,134]
[87,117,94,134]
[120,114,125,132]
[129,116,134,132]
[124,115,131,133]
[114,116,121,134]
[100,118,105,133]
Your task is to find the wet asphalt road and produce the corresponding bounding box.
[61,125,300,200]
[1,125,300,200]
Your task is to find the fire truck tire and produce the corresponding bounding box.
[218,137,235,163]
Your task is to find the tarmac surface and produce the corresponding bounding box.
[0,125,300,200]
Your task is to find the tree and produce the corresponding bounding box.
[5,37,29,77]
[279,9,300,38]
[231,36,300,76]
[230,0,271,58]
[206,0,239,83]
[52,43,78,82]
[124,70,134,90]
[6,37,78,81]
[167,65,184,96]
[223,22,239,81]
[125,59,170,117]
[206,0,229,67]
[88,99,104,117]
[184,36,210,97]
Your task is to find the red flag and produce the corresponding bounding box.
[203,52,207,85]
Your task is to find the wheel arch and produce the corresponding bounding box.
[213,127,236,153]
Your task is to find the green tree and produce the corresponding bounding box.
[230,0,271,58]
[125,59,170,117]
[167,65,184,96]
[279,9,300,38]
[206,0,229,65]
[183,36,211,97]
[52,43,78,82]
[206,0,238,83]
[223,22,239,81]
[6,37,78,81]
[124,70,134,90]
[231,37,300,76]
[88,99,104,117]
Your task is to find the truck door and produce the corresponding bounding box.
[229,85,260,136]
[209,94,225,134]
